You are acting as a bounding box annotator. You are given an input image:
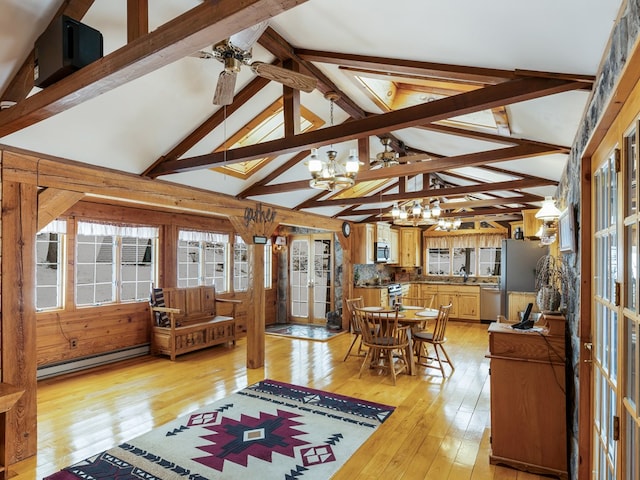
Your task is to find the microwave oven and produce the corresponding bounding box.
[374,242,390,263]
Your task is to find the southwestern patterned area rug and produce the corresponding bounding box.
[44,379,394,480]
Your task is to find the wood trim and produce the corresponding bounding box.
[0,0,309,138]
[37,188,84,231]
[1,148,342,232]
[150,77,584,175]
[578,157,592,479]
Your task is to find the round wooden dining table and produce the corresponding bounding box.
[360,306,439,375]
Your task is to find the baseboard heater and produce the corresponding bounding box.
[37,344,149,380]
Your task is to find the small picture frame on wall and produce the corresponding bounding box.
[558,207,576,253]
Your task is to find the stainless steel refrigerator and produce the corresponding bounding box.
[500,239,546,316]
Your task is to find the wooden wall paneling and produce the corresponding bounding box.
[1,180,37,463]
[36,304,149,366]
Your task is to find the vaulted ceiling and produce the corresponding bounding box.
[0,0,624,227]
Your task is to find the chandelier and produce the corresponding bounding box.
[307,93,360,191]
[436,217,462,231]
[391,199,446,226]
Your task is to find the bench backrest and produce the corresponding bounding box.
[164,286,217,316]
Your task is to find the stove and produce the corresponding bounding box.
[387,283,402,307]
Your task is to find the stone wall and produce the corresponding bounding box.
[556,0,640,474]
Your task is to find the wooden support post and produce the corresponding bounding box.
[1,178,38,463]
[247,244,265,369]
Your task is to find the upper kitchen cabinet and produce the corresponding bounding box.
[521,209,540,238]
[389,228,399,264]
[352,223,375,264]
[399,227,422,267]
[352,222,394,264]
[376,222,392,243]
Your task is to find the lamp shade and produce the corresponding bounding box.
[535,196,561,221]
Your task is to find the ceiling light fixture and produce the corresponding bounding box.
[535,196,561,245]
[308,92,359,191]
[391,198,442,226]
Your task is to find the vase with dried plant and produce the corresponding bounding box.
[535,255,565,312]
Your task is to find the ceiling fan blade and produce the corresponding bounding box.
[396,153,432,163]
[229,21,269,51]
[250,62,317,93]
[213,70,237,105]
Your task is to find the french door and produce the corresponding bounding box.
[592,123,640,479]
[592,150,620,479]
[289,234,333,324]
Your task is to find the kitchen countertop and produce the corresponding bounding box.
[355,281,499,288]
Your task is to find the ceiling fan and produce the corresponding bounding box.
[370,137,432,169]
[195,21,318,105]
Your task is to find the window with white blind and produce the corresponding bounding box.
[177,230,229,291]
[76,222,158,306]
[36,220,66,310]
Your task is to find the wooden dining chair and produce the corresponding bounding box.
[343,297,365,361]
[398,294,436,310]
[413,303,454,377]
[353,307,410,385]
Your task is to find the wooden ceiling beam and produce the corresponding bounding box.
[127,0,148,42]
[151,78,581,176]
[237,149,310,198]
[297,177,557,208]
[244,144,557,196]
[149,76,585,176]
[296,49,595,87]
[296,49,516,85]
[415,123,570,152]
[0,0,95,104]
[259,27,407,154]
[0,0,309,138]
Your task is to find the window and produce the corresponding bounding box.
[234,236,249,292]
[427,245,501,277]
[178,230,229,291]
[36,220,66,310]
[428,248,450,275]
[264,242,273,289]
[76,222,158,306]
[479,247,501,276]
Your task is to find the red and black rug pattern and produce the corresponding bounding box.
[44,379,394,480]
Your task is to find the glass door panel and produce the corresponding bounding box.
[289,235,333,324]
[593,150,619,479]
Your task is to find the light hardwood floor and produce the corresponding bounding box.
[11,322,549,480]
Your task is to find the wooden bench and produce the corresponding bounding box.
[149,286,240,360]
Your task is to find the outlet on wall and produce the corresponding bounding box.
[70,338,78,348]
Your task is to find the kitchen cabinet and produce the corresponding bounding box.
[435,284,480,321]
[521,208,540,238]
[352,287,389,308]
[487,319,567,478]
[399,227,421,267]
[376,222,391,243]
[507,292,538,321]
[389,228,399,264]
[352,223,375,264]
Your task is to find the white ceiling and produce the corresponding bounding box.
[0,0,624,223]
